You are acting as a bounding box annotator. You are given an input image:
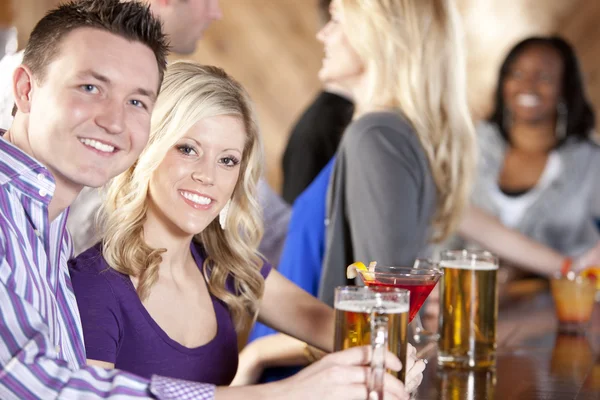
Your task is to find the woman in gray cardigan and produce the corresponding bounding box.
[235,0,474,388]
[316,0,476,305]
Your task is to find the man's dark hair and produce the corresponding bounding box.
[489,36,595,145]
[12,0,169,116]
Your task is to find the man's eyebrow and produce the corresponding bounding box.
[77,70,111,83]
[78,70,156,100]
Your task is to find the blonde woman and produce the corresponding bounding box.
[239,0,474,385]
[317,0,476,302]
[69,61,417,399]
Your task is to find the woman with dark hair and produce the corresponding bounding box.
[489,36,595,144]
[456,36,600,267]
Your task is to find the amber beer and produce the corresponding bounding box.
[438,251,499,368]
[334,287,409,384]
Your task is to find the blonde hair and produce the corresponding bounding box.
[339,0,476,241]
[101,61,265,332]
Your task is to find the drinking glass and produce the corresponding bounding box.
[334,286,409,399]
[438,250,499,369]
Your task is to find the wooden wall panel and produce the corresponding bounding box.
[4,0,600,189]
[0,0,13,26]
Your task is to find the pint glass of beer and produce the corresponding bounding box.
[334,286,409,399]
[438,250,499,368]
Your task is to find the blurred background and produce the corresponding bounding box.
[1,0,598,190]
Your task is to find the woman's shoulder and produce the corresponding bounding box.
[68,243,126,292]
[69,243,107,272]
[342,111,422,153]
[69,244,125,333]
[561,136,600,170]
[341,111,428,170]
[346,111,414,137]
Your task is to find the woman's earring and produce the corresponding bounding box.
[219,200,231,230]
[556,101,568,141]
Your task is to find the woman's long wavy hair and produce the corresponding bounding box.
[338,0,477,241]
[100,61,265,332]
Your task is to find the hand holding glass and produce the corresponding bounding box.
[334,286,409,399]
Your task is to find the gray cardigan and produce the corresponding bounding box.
[444,122,600,257]
[318,111,437,306]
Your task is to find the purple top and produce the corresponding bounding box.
[69,242,271,385]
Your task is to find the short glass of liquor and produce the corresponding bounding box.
[438,250,499,369]
[356,260,443,343]
[550,273,596,333]
[334,286,410,399]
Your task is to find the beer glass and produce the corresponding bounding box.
[438,250,499,369]
[334,286,409,399]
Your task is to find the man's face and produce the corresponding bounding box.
[22,27,160,190]
[162,0,222,54]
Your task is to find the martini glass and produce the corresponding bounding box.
[357,259,443,343]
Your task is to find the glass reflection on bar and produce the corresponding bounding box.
[437,368,496,400]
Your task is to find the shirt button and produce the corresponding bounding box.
[37,173,44,181]
[39,189,48,197]
[55,345,60,354]
[34,230,41,238]
[324,218,330,226]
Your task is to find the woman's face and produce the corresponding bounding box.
[503,44,564,125]
[316,0,364,89]
[148,115,246,237]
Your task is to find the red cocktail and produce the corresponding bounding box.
[357,261,443,323]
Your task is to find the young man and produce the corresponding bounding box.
[0,1,188,397]
[0,1,406,399]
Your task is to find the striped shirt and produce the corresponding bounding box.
[0,135,216,399]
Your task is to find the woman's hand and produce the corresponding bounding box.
[218,346,409,399]
[280,346,410,400]
[231,340,265,386]
[404,344,427,393]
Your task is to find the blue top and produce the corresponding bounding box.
[69,242,271,385]
[248,157,335,381]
